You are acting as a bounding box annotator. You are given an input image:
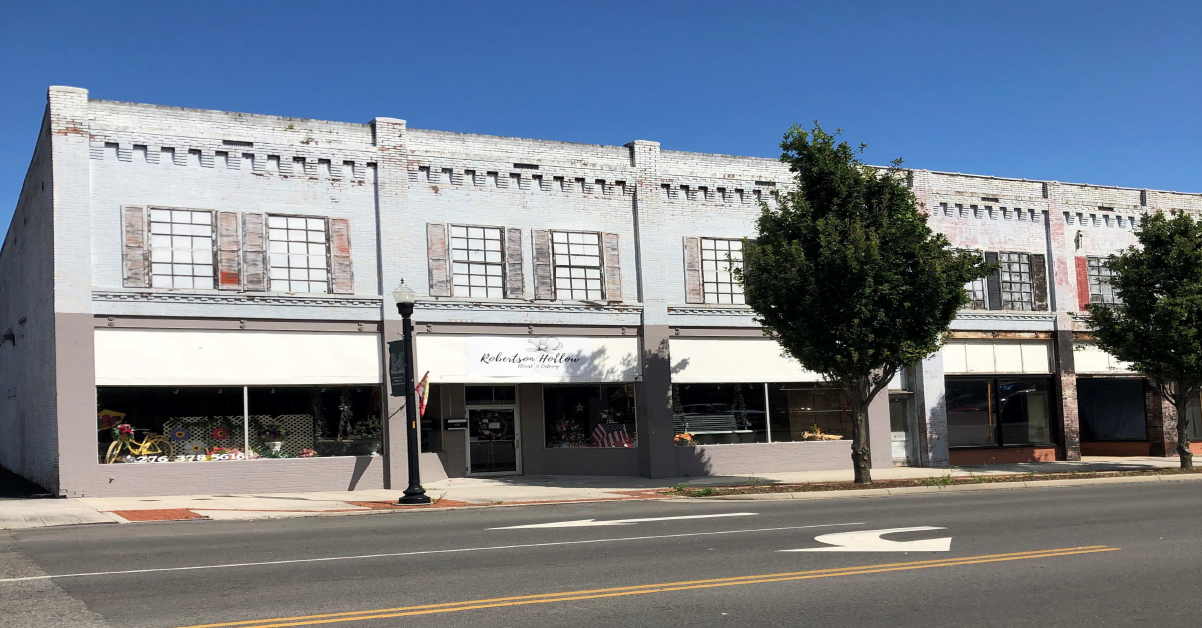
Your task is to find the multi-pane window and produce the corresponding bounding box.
[450,226,504,299]
[552,231,603,300]
[267,216,329,293]
[148,208,215,289]
[701,238,745,305]
[1087,256,1119,304]
[999,252,1034,310]
[959,251,987,309]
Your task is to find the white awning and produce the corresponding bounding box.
[669,338,821,383]
[417,334,640,383]
[1073,342,1135,374]
[94,329,382,386]
[942,340,1052,375]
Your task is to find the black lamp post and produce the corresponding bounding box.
[392,280,431,505]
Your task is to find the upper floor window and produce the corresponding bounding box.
[701,238,745,304]
[450,226,504,299]
[149,209,215,289]
[267,215,328,293]
[999,252,1034,310]
[1088,256,1119,304]
[552,231,603,300]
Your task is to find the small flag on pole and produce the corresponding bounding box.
[415,371,430,417]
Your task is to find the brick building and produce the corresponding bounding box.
[2,86,1199,497]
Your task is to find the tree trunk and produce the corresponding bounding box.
[1173,394,1194,469]
[851,399,872,484]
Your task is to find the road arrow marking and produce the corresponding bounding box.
[780,526,951,552]
[489,512,759,530]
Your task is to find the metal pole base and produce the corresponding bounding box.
[399,486,431,505]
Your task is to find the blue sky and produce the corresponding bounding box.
[1,1,1198,224]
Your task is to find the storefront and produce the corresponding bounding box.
[415,332,642,477]
[942,339,1058,464]
[89,327,387,495]
[1073,342,1150,456]
[667,336,893,475]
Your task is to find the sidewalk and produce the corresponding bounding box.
[0,456,1185,529]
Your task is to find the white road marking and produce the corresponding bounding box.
[489,512,759,529]
[780,526,951,552]
[0,521,864,583]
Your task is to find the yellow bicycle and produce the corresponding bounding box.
[104,428,174,464]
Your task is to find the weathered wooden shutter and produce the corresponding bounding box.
[532,229,554,300]
[216,211,241,290]
[1031,253,1049,311]
[984,251,1002,310]
[504,227,524,299]
[330,218,354,294]
[683,236,703,304]
[427,223,450,297]
[1075,256,1090,310]
[602,232,622,302]
[242,213,266,291]
[121,205,149,288]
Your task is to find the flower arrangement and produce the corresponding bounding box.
[674,432,699,446]
[112,423,134,441]
[208,446,244,458]
[553,417,585,445]
[258,425,287,441]
[298,448,318,458]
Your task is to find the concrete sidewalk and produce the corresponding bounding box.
[0,456,1184,529]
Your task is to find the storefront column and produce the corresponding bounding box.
[637,325,677,478]
[913,351,950,467]
[1144,384,1177,457]
[1054,326,1082,461]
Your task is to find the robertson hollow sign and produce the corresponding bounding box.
[464,335,637,382]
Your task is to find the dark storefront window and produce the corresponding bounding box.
[946,377,1053,448]
[672,383,767,444]
[1078,378,1147,442]
[97,385,383,464]
[420,384,444,453]
[544,385,637,448]
[767,383,851,443]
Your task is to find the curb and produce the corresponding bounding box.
[706,472,1202,500]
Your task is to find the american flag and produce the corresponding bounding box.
[592,422,633,448]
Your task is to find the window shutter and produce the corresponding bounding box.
[504,227,525,299]
[1031,253,1049,311]
[1075,256,1090,310]
[984,251,1002,310]
[683,236,703,304]
[427,223,450,297]
[216,211,241,290]
[329,218,354,294]
[602,232,622,302]
[532,229,554,300]
[121,205,148,288]
[242,213,266,291]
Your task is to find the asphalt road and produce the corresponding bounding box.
[3,482,1201,628]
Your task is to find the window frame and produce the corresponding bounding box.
[700,237,746,305]
[147,207,217,290]
[550,230,605,301]
[945,376,1057,448]
[1087,256,1119,305]
[266,213,331,294]
[449,224,507,300]
[998,252,1035,311]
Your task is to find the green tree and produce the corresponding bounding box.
[1088,211,1202,469]
[738,124,992,483]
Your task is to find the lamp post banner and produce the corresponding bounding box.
[388,340,407,396]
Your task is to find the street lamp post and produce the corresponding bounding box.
[392,280,431,505]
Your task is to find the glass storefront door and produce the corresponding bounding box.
[467,407,520,475]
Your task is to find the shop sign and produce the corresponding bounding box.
[467,336,595,378]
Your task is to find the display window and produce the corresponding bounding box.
[96,385,382,464]
[544,384,637,448]
[946,377,1053,448]
[668,382,849,445]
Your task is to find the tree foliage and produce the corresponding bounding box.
[739,124,992,482]
[1088,211,1202,468]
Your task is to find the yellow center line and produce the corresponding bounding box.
[172,546,1118,628]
